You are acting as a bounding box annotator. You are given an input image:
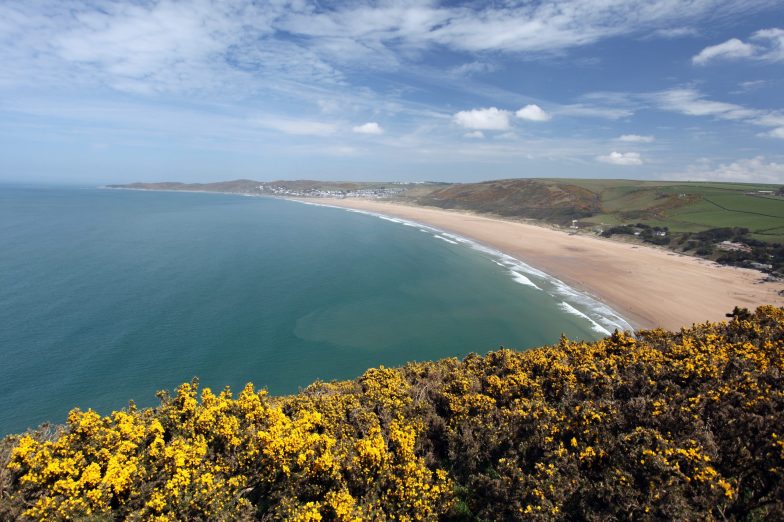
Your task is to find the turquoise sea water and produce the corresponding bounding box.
[0,186,629,435]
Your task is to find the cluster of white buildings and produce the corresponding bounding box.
[257,184,404,199]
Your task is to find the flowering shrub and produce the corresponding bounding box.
[2,306,783,520]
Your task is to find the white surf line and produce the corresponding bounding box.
[509,270,541,290]
[287,198,634,334]
[434,235,459,245]
[558,302,612,336]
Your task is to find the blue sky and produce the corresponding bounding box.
[1,1,783,184]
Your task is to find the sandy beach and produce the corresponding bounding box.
[309,198,784,331]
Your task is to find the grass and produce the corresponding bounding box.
[548,179,784,243]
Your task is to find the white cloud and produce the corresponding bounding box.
[254,117,337,136]
[692,38,757,65]
[596,151,643,165]
[652,88,759,120]
[352,122,384,135]
[618,134,655,142]
[753,28,784,61]
[453,107,511,130]
[692,27,784,65]
[515,104,551,122]
[666,156,784,182]
[464,131,485,139]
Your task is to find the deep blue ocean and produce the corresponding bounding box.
[0,185,629,435]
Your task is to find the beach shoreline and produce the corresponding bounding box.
[300,197,784,331]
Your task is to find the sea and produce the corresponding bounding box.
[0,185,631,436]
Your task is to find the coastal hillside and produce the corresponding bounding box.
[415,178,601,222]
[418,178,784,241]
[3,306,783,520]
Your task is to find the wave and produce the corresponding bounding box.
[509,270,541,290]
[287,199,634,334]
[433,235,459,245]
[558,302,612,336]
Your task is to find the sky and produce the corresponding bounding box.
[1,0,783,184]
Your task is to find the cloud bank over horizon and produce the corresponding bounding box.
[1,0,783,184]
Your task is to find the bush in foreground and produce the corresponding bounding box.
[2,306,783,520]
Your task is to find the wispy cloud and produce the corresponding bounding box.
[3,1,781,95]
[733,79,768,93]
[407,1,775,54]
[449,61,497,77]
[618,134,655,143]
[651,88,760,120]
[645,27,699,39]
[649,88,784,139]
[556,104,634,120]
[665,156,784,182]
[253,117,338,136]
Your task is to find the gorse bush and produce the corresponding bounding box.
[2,306,783,520]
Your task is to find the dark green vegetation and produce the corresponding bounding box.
[3,306,784,520]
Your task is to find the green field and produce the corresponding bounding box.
[554,179,784,243]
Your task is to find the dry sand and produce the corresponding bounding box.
[310,198,784,331]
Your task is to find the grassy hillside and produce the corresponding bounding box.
[3,306,783,520]
[417,178,784,242]
[566,179,784,243]
[415,179,600,222]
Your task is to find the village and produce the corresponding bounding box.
[257,184,405,199]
